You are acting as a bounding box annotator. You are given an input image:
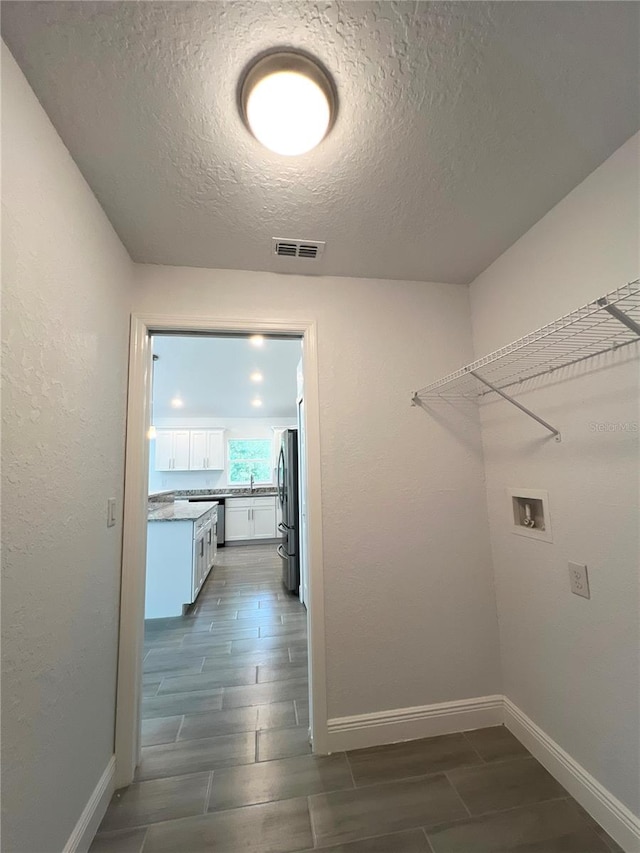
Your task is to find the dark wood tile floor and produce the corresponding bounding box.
[91,545,622,853]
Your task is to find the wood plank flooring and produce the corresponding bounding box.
[91,545,621,853]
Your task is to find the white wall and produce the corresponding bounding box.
[133,265,502,718]
[469,132,640,812]
[148,416,296,491]
[1,43,131,852]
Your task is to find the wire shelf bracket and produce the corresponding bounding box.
[411,280,640,442]
[469,370,561,441]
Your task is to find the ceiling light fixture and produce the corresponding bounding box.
[249,335,265,348]
[170,397,184,409]
[250,371,264,383]
[251,398,263,408]
[240,51,336,156]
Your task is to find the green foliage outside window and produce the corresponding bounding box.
[228,439,272,484]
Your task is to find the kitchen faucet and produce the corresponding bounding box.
[250,473,254,494]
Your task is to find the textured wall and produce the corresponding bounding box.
[133,265,503,718]
[1,43,132,852]
[469,133,640,811]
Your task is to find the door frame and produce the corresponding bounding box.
[114,314,328,788]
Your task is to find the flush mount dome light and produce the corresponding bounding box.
[240,51,336,156]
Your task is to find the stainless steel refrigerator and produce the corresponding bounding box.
[277,429,300,593]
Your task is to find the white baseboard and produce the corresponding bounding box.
[326,694,504,752]
[63,755,116,853]
[504,699,640,853]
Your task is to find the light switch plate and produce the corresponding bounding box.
[107,498,117,528]
[569,562,590,599]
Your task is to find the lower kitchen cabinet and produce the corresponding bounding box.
[253,500,276,538]
[225,499,251,541]
[225,496,277,541]
[146,507,217,618]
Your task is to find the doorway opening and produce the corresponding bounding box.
[115,317,326,789]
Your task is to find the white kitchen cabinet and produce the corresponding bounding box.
[193,508,218,600]
[225,499,252,541]
[155,428,224,472]
[189,431,207,471]
[193,525,207,599]
[205,517,217,572]
[225,497,277,541]
[189,430,225,470]
[173,431,191,470]
[154,429,191,471]
[252,497,277,538]
[154,430,173,470]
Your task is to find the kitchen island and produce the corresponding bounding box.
[148,499,218,522]
[146,500,218,618]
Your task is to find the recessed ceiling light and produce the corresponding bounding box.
[250,371,264,383]
[251,398,263,408]
[170,397,184,408]
[249,335,264,348]
[240,51,336,156]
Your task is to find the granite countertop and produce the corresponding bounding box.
[148,500,218,523]
[174,489,278,500]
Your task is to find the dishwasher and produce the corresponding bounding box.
[216,503,225,546]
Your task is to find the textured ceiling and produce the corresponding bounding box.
[152,335,301,419]
[2,1,639,284]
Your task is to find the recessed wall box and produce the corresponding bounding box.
[506,487,552,543]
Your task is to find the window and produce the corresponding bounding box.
[227,438,273,485]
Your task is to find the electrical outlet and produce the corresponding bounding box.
[107,498,117,528]
[568,562,590,599]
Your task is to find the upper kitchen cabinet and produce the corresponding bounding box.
[189,429,225,470]
[155,429,191,471]
[155,428,225,471]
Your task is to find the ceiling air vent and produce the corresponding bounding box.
[272,238,326,260]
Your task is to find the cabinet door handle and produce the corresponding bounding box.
[247,509,250,521]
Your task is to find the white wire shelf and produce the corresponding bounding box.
[412,280,640,441]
